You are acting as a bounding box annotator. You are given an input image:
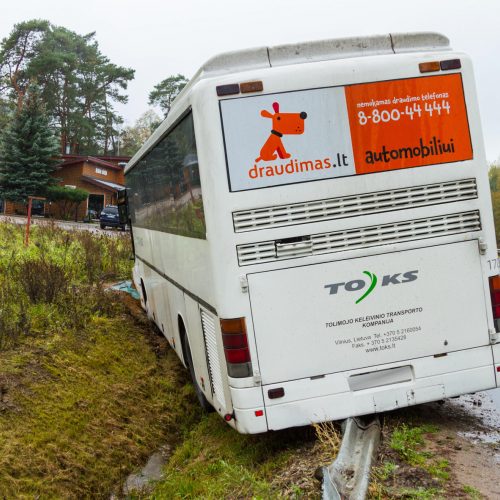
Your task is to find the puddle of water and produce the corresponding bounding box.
[460,431,500,444]
[453,391,500,458]
[486,387,500,410]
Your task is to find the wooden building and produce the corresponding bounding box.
[0,154,130,221]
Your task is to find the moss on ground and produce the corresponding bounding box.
[0,312,202,498]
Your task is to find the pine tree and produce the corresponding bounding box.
[148,74,188,117]
[0,20,134,155]
[0,89,59,203]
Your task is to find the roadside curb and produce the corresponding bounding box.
[322,415,381,500]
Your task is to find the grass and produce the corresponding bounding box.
[0,316,200,498]
[147,415,319,499]
[390,423,450,482]
[0,221,132,349]
[376,461,397,481]
[463,484,483,499]
[144,419,338,498]
[389,423,439,466]
[394,487,442,499]
[0,221,203,497]
[144,416,343,498]
[313,420,341,456]
[369,422,451,499]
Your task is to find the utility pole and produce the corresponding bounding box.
[25,196,46,246]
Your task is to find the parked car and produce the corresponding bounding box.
[31,200,46,216]
[100,205,126,230]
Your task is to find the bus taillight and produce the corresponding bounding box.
[220,318,252,378]
[489,275,500,331]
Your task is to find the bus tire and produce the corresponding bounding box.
[183,335,214,413]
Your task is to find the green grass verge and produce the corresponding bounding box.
[0,314,200,498]
[0,221,203,497]
[394,487,443,499]
[390,423,439,466]
[147,415,317,499]
[370,423,451,499]
[390,423,450,481]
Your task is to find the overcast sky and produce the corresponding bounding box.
[2,0,499,160]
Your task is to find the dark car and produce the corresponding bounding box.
[100,205,126,230]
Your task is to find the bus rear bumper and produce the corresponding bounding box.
[233,346,496,433]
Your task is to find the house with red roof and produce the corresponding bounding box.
[0,154,130,220]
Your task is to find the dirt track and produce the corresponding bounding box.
[442,391,500,498]
[376,390,500,498]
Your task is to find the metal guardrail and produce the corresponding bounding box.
[322,416,381,500]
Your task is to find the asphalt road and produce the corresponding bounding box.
[0,214,128,236]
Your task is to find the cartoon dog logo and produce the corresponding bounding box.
[255,102,307,162]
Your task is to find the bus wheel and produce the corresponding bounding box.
[184,336,214,413]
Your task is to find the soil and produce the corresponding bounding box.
[374,392,500,499]
[449,436,499,497]
[427,393,500,498]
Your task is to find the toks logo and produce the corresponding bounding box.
[255,102,307,162]
[324,270,419,304]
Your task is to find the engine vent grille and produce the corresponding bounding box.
[237,211,481,266]
[201,310,226,408]
[233,179,477,232]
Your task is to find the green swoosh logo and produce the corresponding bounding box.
[356,271,377,304]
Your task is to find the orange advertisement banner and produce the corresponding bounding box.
[345,74,473,175]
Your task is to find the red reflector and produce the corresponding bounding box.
[419,61,440,73]
[492,291,500,305]
[222,333,248,348]
[497,366,500,373]
[225,348,250,364]
[221,318,251,363]
[440,59,461,71]
[268,387,285,399]
[221,318,251,376]
[224,413,233,422]
[240,81,263,93]
[489,276,500,323]
[216,84,240,96]
[255,410,264,417]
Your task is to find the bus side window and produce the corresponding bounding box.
[126,111,206,239]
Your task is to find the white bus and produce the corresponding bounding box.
[125,32,500,434]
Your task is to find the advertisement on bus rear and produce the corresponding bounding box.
[220,74,472,192]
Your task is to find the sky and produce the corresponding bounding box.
[1,0,499,161]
